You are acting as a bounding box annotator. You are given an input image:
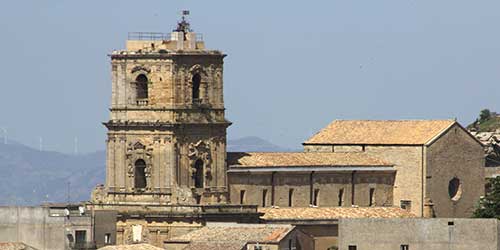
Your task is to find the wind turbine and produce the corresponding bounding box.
[1,127,6,145]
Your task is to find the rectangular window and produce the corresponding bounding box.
[104,233,111,244]
[288,189,294,207]
[313,189,320,206]
[254,246,263,250]
[240,190,246,204]
[369,188,375,206]
[348,245,357,250]
[400,200,412,211]
[75,230,86,244]
[338,188,344,206]
[262,189,268,207]
[400,244,409,250]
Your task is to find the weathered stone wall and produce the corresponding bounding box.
[227,171,394,208]
[426,124,484,217]
[338,218,499,250]
[115,218,203,247]
[296,225,338,250]
[0,206,95,250]
[228,172,272,206]
[304,144,422,215]
[100,47,229,206]
[364,146,423,216]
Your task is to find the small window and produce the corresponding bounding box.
[75,230,87,244]
[348,245,357,250]
[448,221,454,226]
[313,189,320,206]
[400,200,412,211]
[254,246,263,250]
[192,73,201,101]
[338,188,344,206]
[240,190,246,204]
[262,189,268,207]
[369,188,375,206]
[134,159,147,189]
[288,189,294,207]
[104,233,111,244]
[400,244,409,250]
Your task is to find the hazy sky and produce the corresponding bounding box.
[0,0,499,153]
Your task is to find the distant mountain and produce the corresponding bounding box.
[0,136,292,205]
[0,140,105,205]
[227,136,297,152]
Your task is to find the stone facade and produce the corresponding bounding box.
[228,171,395,208]
[90,17,260,247]
[338,218,500,250]
[303,122,485,217]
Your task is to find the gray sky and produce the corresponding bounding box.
[0,0,499,153]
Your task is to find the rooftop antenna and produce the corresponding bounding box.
[67,181,71,204]
[1,127,6,145]
[174,10,192,33]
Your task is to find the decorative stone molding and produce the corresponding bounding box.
[188,140,212,183]
[131,65,151,74]
[126,141,154,190]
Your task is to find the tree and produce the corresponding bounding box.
[479,109,492,122]
[473,176,500,219]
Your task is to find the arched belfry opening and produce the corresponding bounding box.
[193,159,204,188]
[192,73,201,101]
[134,159,147,189]
[136,74,149,99]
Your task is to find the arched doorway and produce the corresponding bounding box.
[193,159,204,188]
[134,159,147,189]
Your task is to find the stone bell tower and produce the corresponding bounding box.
[93,13,230,206]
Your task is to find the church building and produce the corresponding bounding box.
[88,14,485,247]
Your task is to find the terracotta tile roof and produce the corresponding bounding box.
[169,223,294,244]
[259,207,415,221]
[181,242,246,250]
[0,243,37,250]
[98,244,163,250]
[305,120,455,145]
[227,152,391,168]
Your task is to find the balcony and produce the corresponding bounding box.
[136,98,149,106]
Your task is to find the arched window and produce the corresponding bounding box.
[448,177,462,201]
[136,74,148,99]
[134,159,147,189]
[192,73,201,101]
[193,159,204,188]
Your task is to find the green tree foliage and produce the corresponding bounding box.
[473,176,500,219]
[480,109,492,122]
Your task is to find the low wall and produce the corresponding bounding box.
[0,206,65,250]
[338,218,500,250]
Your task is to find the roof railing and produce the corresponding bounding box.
[128,32,204,42]
[128,32,171,41]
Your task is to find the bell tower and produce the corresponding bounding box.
[94,13,230,205]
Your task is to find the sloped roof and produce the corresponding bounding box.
[181,242,246,250]
[259,207,415,221]
[0,243,38,250]
[227,152,391,168]
[168,224,294,244]
[305,120,456,145]
[98,244,163,250]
